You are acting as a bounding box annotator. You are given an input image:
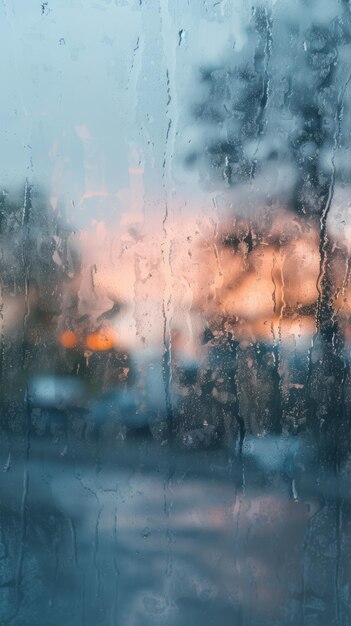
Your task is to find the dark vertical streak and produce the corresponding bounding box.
[15,465,28,603]
[335,498,342,626]
[310,71,351,626]
[250,6,273,179]
[234,348,246,492]
[163,477,174,579]
[315,70,351,333]
[112,507,120,625]
[161,62,174,440]
[301,500,324,626]
[0,276,5,411]
[93,507,104,611]
[69,517,86,625]
[14,181,32,615]
[126,36,140,92]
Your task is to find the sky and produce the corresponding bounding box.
[0,0,249,228]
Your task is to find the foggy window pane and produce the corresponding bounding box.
[1,1,351,624]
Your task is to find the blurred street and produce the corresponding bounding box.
[0,426,350,626]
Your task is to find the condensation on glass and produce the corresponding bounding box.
[0,1,350,624]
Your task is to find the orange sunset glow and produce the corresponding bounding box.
[56,200,351,359]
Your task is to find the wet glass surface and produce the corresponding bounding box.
[1,1,351,624]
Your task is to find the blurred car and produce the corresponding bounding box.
[25,317,147,439]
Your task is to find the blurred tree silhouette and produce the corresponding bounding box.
[188,0,351,217]
[0,182,76,308]
[186,0,351,452]
[0,182,76,427]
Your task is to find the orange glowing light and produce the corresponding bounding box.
[60,330,78,349]
[85,329,116,351]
